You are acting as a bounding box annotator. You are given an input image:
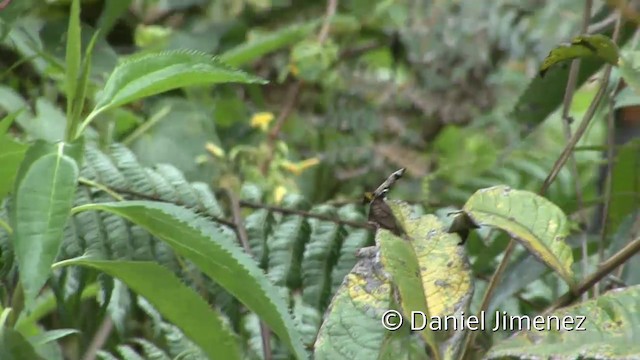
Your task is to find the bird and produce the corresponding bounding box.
[363,168,408,237]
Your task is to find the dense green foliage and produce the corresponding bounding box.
[0,0,639,359]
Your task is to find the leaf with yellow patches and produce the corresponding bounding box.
[462,185,576,288]
[378,201,473,357]
[314,247,400,359]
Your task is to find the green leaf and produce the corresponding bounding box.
[11,141,80,307]
[91,50,266,117]
[220,23,317,67]
[0,113,28,200]
[486,285,640,359]
[462,185,576,287]
[510,11,635,131]
[53,258,240,360]
[29,329,79,346]
[68,30,100,140]
[378,227,436,350]
[314,247,395,360]
[0,327,45,360]
[539,34,619,77]
[65,0,82,122]
[72,201,308,360]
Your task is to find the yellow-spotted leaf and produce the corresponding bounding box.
[314,247,397,360]
[379,201,473,356]
[389,202,474,319]
[539,34,619,77]
[463,185,575,287]
[487,285,640,359]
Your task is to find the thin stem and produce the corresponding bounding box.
[544,235,640,314]
[82,316,114,360]
[225,189,273,360]
[239,201,374,230]
[260,0,338,175]
[122,105,171,146]
[78,177,125,201]
[559,0,593,298]
[75,108,102,139]
[595,99,617,295]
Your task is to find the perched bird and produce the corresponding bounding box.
[363,168,407,237]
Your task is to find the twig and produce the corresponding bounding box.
[596,101,617,296]
[261,81,303,175]
[224,189,272,360]
[79,177,125,201]
[559,0,592,300]
[225,189,252,253]
[541,67,611,192]
[77,179,374,231]
[316,0,338,43]
[82,316,114,360]
[239,200,374,230]
[260,0,338,175]
[543,235,640,314]
[78,180,238,229]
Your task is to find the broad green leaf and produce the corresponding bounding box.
[0,113,28,200]
[220,23,317,67]
[607,139,640,236]
[379,201,473,356]
[90,50,266,119]
[486,285,640,359]
[510,10,634,130]
[462,185,576,287]
[29,329,78,346]
[72,201,307,360]
[53,258,240,360]
[12,141,80,307]
[65,0,81,122]
[0,327,45,360]
[539,34,619,77]
[314,247,396,360]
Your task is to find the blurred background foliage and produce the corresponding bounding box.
[1,0,639,359]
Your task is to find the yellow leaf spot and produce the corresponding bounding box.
[250,112,274,132]
[205,142,225,158]
[273,185,287,204]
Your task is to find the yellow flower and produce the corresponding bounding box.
[281,157,321,176]
[250,112,274,132]
[205,142,225,158]
[273,185,287,204]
